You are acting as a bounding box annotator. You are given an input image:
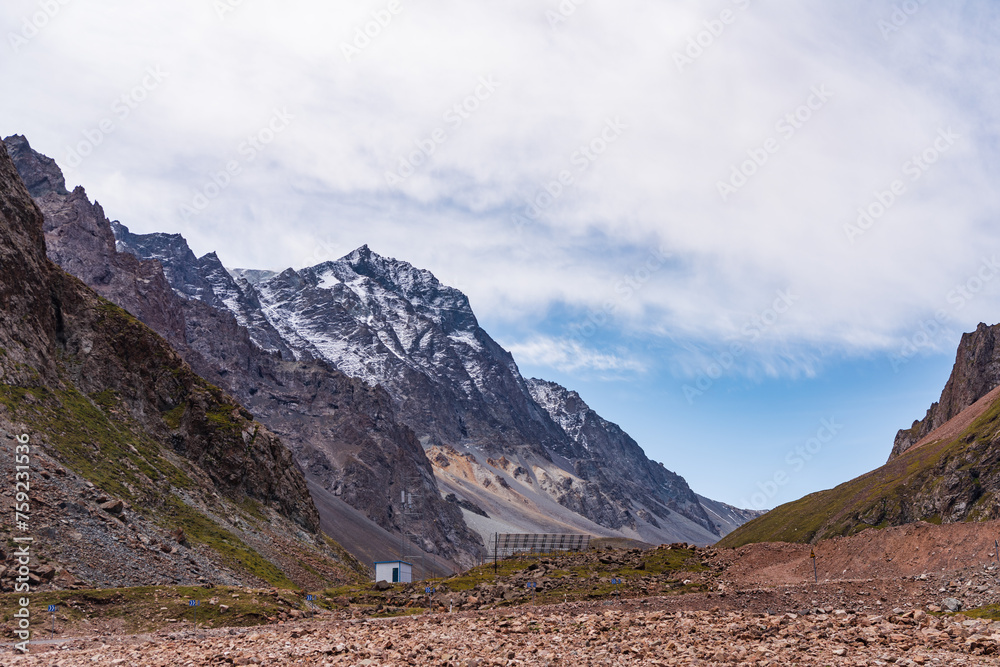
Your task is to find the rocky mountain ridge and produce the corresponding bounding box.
[3,135,482,570]
[116,233,727,544]
[722,320,1000,548]
[525,379,715,531]
[0,137,361,590]
[891,322,1000,460]
[7,135,757,560]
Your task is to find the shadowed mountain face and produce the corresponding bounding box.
[114,238,728,544]
[524,378,765,537]
[121,237,727,543]
[524,379,716,533]
[7,135,759,558]
[0,137,369,591]
[4,135,483,569]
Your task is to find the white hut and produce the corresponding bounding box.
[374,560,412,584]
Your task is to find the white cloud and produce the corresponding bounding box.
[506,337,645,374]
[3,0,1000,376]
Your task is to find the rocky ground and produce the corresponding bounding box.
[7,521,1000,664]
[0,427,360,594]
[2,598,999,666]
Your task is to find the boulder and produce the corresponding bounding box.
[100,499,124,514]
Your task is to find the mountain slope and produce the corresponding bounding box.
[0,138,361,591]
[163,247,728,544]
[524,379,721,538]
[119,242,746,545]
[231,248,573,461]
[696,495,767,536]
[721,330,1000,549]
[891,322,1000,460]
[5,135,483,569]
[9,136,759,554]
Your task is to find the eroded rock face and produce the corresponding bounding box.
[140,241,726,541]
[2,134,68,198]
[227,251,740,539]
[5,136,760,559]
[891,322,1000,460]
[0,138,353,588]
[526,378,717,535]
[0,135,58,384]
[4,136,484,567]
[39,187,187,346]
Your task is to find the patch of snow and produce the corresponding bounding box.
[316,272,341,290]
[447,330,482,352]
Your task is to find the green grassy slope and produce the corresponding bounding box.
[720,394,1000,548]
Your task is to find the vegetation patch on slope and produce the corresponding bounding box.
[0,381,337,589]
[720,394,1000,549]
[0,586,316,635]
[316,544,716,615]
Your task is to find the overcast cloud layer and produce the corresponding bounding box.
[4,0,1000,380]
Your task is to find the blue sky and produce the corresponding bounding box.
[3,0,1000,509]
[508,333,959,510]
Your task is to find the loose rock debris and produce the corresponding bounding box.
[4,603,1000,666]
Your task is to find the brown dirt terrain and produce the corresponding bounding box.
[2,599,998,666]
[6,519,1000,664]
[719,519,1000,587]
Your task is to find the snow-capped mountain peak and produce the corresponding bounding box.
[108,230,744,545]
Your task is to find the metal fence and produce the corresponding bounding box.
[492,533,591,559]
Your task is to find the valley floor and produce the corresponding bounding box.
[7,520,1000,665]
[1,591,996,666]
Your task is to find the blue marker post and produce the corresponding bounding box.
[189,599,199,634]
[424,587,435,612]
[48,605,56,637]
[526,581,537,605]
[611,578,623,603]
